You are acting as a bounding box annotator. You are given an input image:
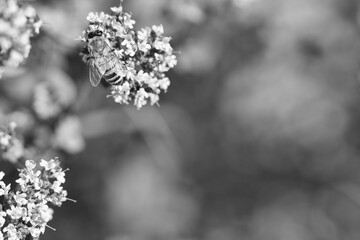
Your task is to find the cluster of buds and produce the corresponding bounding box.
[79,3,177,109]
[0,122,24,163]
[0,0,42,78]
[0,158,70,240]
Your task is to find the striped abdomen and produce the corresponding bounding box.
[99,57,124,85]
[103,68,122,85]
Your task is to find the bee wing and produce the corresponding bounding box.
[107,50,126,76]
[89,59,103,87]
[104,40,124,66]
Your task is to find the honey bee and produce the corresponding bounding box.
[86,29,125,87]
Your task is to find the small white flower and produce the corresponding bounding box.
[6,205,26,220]
[3,223,17,238]
[152,24,164,35]
[135,70,150,84]
[86,12,98,22]
[134,88,149,110]
[40,159,58,171]
[38,203,54,223]
[29,227,42,238]
[153,38,172,52]
[148,93,160,105]
[51,181,63,193]
[0,210,6,227]
[53,170,66,184]
[110,6,123,14]
[25,160,36,171]
[108,82,131,104]
[123,13,135,29]
[137,28,149,41]
[138,41,151,53]
[13,192,27,205]
[158,77,170,91]
[97,12,109,23]
[165,55,177,68]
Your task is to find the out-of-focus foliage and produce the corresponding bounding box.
[2,0,360,240]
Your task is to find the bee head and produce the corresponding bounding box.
[88,30,103,39]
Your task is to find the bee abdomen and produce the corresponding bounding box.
[104,69,122,85]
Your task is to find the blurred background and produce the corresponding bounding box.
[2,0,360,239]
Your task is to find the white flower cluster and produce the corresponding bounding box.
[79,4,177,109]
[0,158,69,240]
[0,0,42,78]
[0,122,24,163]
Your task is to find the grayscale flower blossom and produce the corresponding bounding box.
[0,0,42,78]
[1,158,70,239]
[79,2,177,109]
